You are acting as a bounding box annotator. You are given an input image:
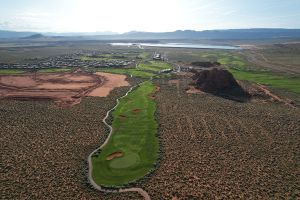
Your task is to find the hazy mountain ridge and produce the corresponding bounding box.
[0,30,37,39]
[120,29,300,39]
[1,29,300,40]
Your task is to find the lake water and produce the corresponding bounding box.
[110,42,240,50]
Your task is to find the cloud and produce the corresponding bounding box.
[0,10,57,31]
[1,0,299,32]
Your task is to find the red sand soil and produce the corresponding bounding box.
[186,86,204,94]
[88,72,129,97]
[106,151,123,161]
[0,71,130,107]
[149,95,156,99]
[0,71,123,107]
[155,85,160,92]
[256,84,295,107]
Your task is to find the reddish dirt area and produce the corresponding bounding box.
[186,86,204,94]
[155,85,161,92]
[133,77,300,200]
[256,84,295,107]
[106,151,124,161]
[0,71,129,107]
[0,71,104,107]
[88,72,129,97]
[149,95,156,100]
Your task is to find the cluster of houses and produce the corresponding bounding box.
[0,52,136,70]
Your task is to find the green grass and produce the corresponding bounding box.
[154,73,173,79]
[218,55,247,70]
[193,51,300,94]
[89,60,172,78]
[139,52,150,59]
[0,69,26,74]
[182,51,249,70]
[95,68,155,78]
[138,61,172,72]
[92,81,159,186]
[37,68,71,73]
[229,68,300,94]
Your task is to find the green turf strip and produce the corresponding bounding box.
[138,61,172,72]
[230,69,300,94]
[0,69,26,74]
[92,81,159,186]
[95,68,155,78]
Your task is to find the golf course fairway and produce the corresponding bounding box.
[92,81,159,187]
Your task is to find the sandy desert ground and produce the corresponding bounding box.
[0,71,129,107]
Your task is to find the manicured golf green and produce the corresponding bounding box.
[138,61,172,72]
[92,81,159,186]
[230,68,300,94]
[95,68,155,78]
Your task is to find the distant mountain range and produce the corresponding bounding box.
[0,30,37,39]
[0,31,118,39]
[120,29,300,40]
[1,29,300,40]
[21,33,46,39]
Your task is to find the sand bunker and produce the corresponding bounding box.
[106,151,124,161]
[88,72,129,97]
[147,85,160,100]
[149,95,156,99]
[118,114,127,120]
[132,108,141,113]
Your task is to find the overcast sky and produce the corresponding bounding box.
[0,0,300,33]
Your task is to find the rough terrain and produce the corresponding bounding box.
[0,81,143,200]
[136,77,300,199]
